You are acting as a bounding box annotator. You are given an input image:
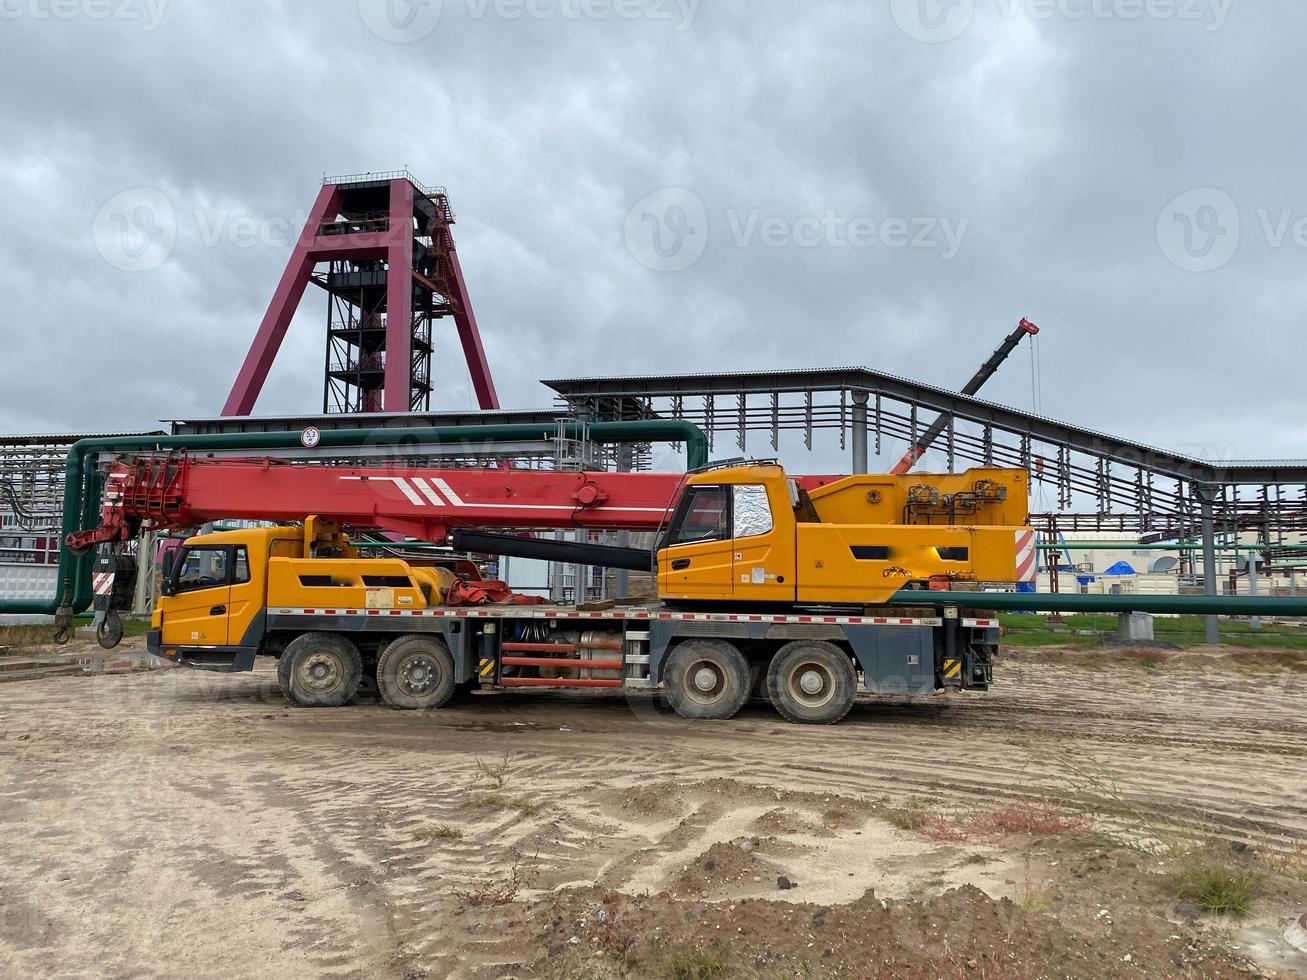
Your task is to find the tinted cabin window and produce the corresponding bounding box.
[233,546,251,584]
[175,547,229,593]
[668,486,730,546]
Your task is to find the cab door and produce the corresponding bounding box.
[161,545,232,647]
[225,545,260,647]
[729,483,795,603]
[659,485,735,600]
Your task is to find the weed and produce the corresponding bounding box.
[451,854,539,907]
[414,824,463,843]
[1261,841,1307,883]
[1173,852,1263,916]
[1014,856,1059,913]
[658,944,729,980]
[464,791,542,817]
[822,806,851,826]
[969,803,1091,837]
[884,799,931,832]
[473,750,514,789]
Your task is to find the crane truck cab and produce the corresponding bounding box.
[657,464,1030,606]
[149,520,457,672]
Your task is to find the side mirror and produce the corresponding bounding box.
[160,552,175,596]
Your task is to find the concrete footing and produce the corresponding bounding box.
[1118,612,1155,643]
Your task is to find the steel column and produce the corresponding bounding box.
[851,392,869,474]
[1197,485,1220,644]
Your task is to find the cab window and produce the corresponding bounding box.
[233,546,250,585]
[732,485,773,538]
[174,546,230,594]
[667,486,730,546]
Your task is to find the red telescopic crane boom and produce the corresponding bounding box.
[68,456,688,552]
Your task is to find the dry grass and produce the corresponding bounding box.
[451,854,538,907]
[413,824,463,843]
[464,791,542,817]
[1260,841,1307,883]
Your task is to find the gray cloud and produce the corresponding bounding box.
[0,0,1300,468]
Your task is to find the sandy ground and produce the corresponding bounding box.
[1,638,1305,978]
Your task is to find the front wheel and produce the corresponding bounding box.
[766,640,857,725]
[282,633,363,708]
[663,639,750,721]
[376,635,457,710]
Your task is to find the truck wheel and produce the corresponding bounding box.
[276,653,292,696]
[663,639,750,721]
[283,633,363,708]
[376,635,457,711]
[767,640,857,725]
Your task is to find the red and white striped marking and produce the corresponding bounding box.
[1015,529,1036,583]
[270,607,943,627]
[93,572,115,597]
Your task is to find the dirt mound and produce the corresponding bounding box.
[524,881,1257,979]
[675,839,777,896]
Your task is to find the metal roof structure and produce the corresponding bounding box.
[544,366,1307,541]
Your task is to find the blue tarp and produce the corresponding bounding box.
[1103,561,1137,576]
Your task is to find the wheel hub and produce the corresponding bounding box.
[692,664,723,696]
[798,669,825,696]
[788,660,834,707]
[402,656,436,694]
[300,653,341,693]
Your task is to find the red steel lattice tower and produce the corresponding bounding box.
[222,171,499,416]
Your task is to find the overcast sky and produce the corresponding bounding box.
[0,0,1301,471]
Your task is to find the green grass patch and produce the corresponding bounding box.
[1173,853,1262,916]
[658,945,730,980]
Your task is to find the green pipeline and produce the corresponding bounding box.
[890,589,1307,617]
[0,420,708,617]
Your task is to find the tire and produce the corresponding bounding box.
[376,635,457,711]
[662,639,751,721]
[282,632,363,708]
[277,652,293,696]
[767,640,857,725]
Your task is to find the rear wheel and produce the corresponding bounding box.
[283,633,363,708]
[767,640,857,725]
[663,639,750,721]
[376,635,457,710]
